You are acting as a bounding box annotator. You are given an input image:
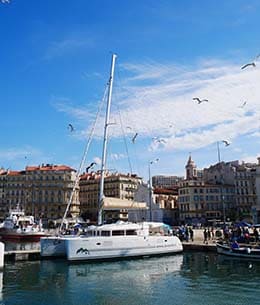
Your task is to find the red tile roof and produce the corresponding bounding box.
[7,171,21,176]
[26,165,75,172]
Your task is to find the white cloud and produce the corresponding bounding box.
[240,154,260,164]
[93,157,101,166]
[110,153,126,160]
[108,59,260,152]
[247,131,260,138]
[45,38,94,60]
[51,96,95,121]
[0,146,50,171]
[58,57,260,157]
[0,147,42,161]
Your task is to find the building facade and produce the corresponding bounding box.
[178,155,236,225]
[79,172,142,222]
[152,175,184,189]
[0,164,80,223]
[178,179,235,225]
[235,162,258,222]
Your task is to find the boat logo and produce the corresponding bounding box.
[76,248,90,255]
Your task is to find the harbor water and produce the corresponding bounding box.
[1,251,260,305]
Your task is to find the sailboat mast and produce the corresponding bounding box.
[98,53,117,225]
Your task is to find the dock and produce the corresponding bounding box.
[4,243,217,262]
[182,241,216,252]
[4,250,41,262]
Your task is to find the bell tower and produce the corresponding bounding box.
[185,154,197,180]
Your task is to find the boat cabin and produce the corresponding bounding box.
[84,222,172,237]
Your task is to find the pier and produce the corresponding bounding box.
[4,250,41,262]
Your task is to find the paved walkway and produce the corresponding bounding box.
[182,228,218,245]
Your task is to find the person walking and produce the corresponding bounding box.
[211,227,215,240]
[189,227,194,242]
[207,228,211,241]
[203,228,208,244]
[253,227,259,243]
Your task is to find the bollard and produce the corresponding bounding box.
[0,242,4,268]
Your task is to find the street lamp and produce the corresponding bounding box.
[148,158,159,221]
[216,141,228,224]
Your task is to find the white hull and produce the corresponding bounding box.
[66,235,183,261]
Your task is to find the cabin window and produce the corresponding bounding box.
[126,230,137,236]
[101,231,110,236]
[112,230,124,236]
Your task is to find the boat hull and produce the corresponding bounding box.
[40,236,67,257]
[0,231,47,242]
[216,243,260,259]
[65,235,183,262]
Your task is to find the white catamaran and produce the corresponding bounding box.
[65,54,183,262]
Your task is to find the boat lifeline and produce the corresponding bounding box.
[65,54,183,262]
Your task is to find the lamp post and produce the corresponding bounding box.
[216,141,226,224]
[217,141,221,164]
[148,158,159,221]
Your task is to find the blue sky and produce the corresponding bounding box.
[1,0,260,180]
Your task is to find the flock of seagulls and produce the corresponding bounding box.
[63,53,259,165]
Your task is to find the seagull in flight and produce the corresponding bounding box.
[132,132,138,143]
[241,54,260,70]
[222,140,230,147]
[238,101,247,108]
[150,158,159,165]
[193,97,209,104]
[68,124,74,132]
[86,162,96,173]
[152,137,167,144]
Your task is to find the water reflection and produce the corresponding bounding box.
[2,253,260,305]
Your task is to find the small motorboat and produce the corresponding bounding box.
[0,205,48,242]
[216,241,260,259]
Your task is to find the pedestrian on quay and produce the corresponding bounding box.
[185,226,189,242]
[189,227,194,242]
[203,228,208,244]
[253,227,259,243]
[207,228,211,241]
[211,227,215,240]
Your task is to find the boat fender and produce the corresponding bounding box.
[247,248,251,254]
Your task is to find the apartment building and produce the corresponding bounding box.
[178,155,236,224]
[178,179,235,224]
[235,162,258,222]
[79,172,142,222]
[152,175,184,188]
[0,164,80,222]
